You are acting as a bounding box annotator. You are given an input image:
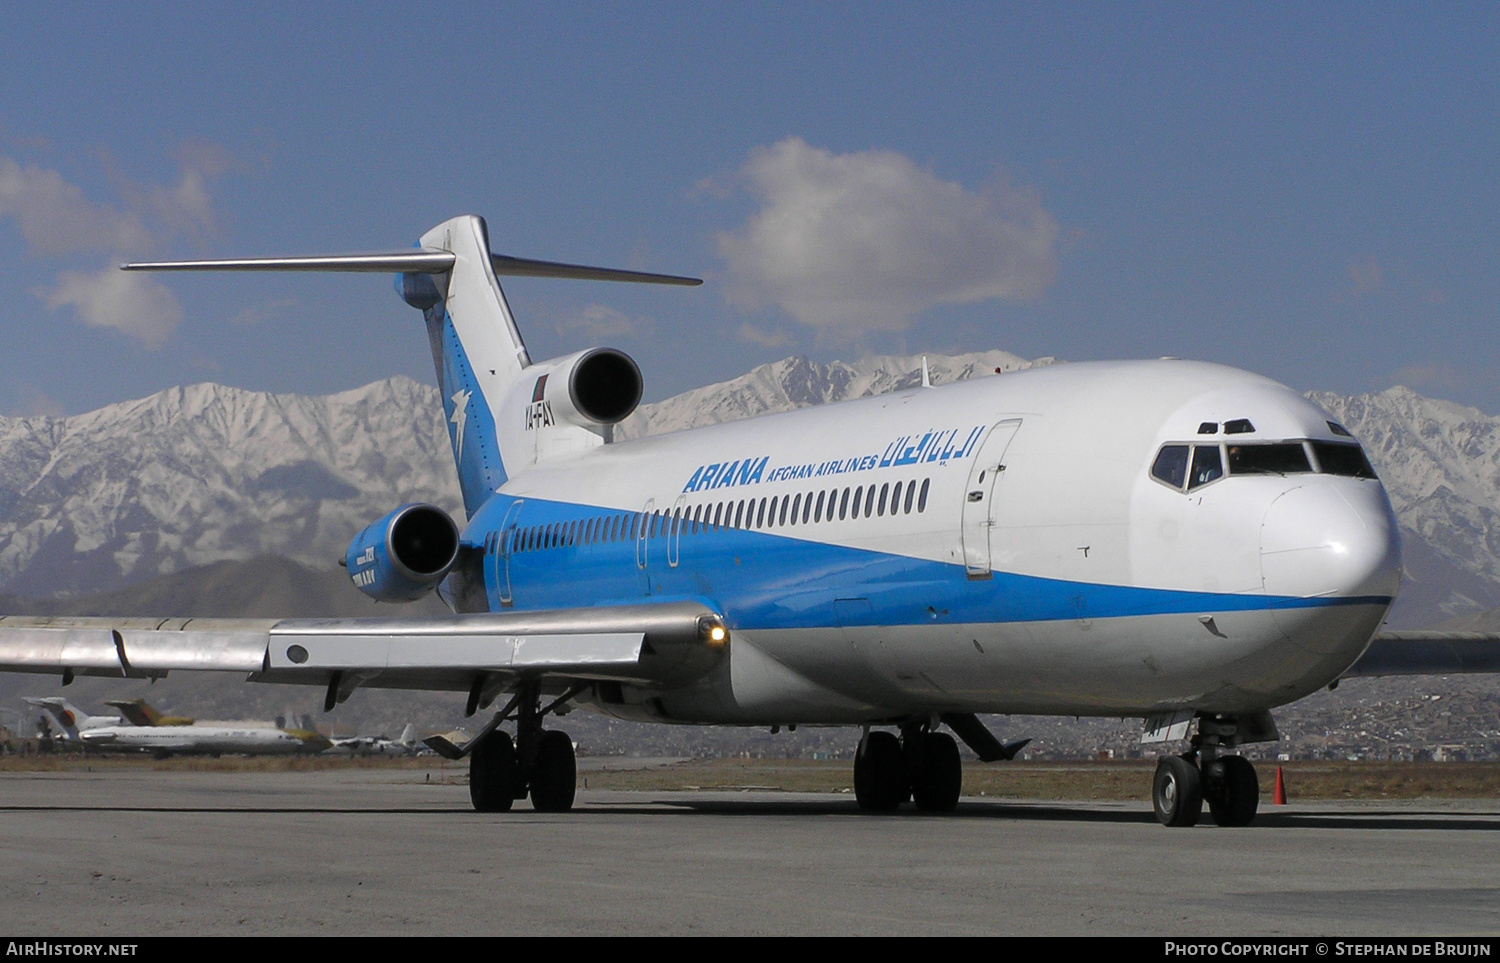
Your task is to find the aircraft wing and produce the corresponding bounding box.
[1343,631,1500,678]
[0,601,728,707]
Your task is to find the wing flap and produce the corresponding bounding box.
[119,619,274,672]
[0,616,270,677]
[0,619,120,674]
[265,627,644,672]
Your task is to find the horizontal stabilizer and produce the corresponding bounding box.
[123,251,701,286]
[121,251,457,273]
[488,253,700,286]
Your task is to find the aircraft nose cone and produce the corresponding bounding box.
[1260,482,1402,603]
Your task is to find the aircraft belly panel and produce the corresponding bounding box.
[661,606,1385,723]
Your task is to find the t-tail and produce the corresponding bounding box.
[124,214,699,518]
[23,697,114,739]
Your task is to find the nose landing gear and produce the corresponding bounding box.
[1151,713,1266,827]
[1203,754,1259,827]
[1152,755,1204,827]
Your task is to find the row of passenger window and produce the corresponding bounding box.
[505,477,933,553]
[1151,440,1378,492]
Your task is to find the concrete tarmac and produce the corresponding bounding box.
[1,766,1497,936]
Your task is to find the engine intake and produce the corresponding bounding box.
[569,348,643,424]
[529,347,643,428]
[345,503,460,602]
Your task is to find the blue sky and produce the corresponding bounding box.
[2,3,1497,416]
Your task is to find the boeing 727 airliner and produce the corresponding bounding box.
[25,697,330,757]
[1,214,1495,826]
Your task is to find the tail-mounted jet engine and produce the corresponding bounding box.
[344,504,460,602]
[522,347,643,431]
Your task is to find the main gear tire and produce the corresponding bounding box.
[911,732,963,813]
[1153,754,1203,827]
[854,730,906,812]
[529,729,577,813]
[470,731,519,813]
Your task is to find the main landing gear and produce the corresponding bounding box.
[469,680,578,813]
[853,723,963,813]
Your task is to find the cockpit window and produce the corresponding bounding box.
[1311,441,1378,479]
[1188,445,1222,490]
[1151,437,1379,492]
[1226,443,1313,476]
[1151,445,1190,488]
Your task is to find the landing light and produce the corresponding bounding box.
[697,616,729,649]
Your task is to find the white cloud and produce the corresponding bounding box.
[554,303,652,339]
[9,385,66,418]
[112,140,232,240]
[1394,361,1464,393]
[736,322,793,348]
[43,265,182,348]
[715,138,1059,336]
[0,157,152,254]
[1,145,234,348]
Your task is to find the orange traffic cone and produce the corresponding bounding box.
[1273,765,1287,805]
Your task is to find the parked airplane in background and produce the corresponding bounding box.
[106,698,193,727]
[25,697,121,734]
[1,215,1495,826]
[329,723,424,756]
[25,698,330,757]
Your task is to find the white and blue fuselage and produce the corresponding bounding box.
[449,357,1401,726]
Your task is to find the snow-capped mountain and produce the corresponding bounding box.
[1311,388,1500,625]
[0,377,459,597]
[614,350,1048,439]
[2,354,1497,628]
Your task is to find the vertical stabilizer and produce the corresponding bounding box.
[23,697,112,739]
[404,216,524,519]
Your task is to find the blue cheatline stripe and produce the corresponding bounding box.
[465,495,1392,631]
[427,304,506,518]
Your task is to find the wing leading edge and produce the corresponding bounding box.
[1343,630,1500,678]
[0,601,728,697]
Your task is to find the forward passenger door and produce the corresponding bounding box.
[961,419,1022,579]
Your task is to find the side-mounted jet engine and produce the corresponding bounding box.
[344,503,460,602]
[507,346,643,435]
